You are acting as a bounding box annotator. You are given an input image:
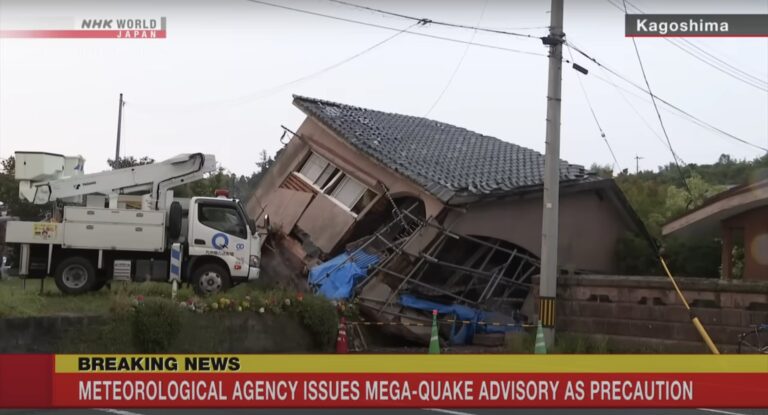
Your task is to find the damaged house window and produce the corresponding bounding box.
[297,152,377,214]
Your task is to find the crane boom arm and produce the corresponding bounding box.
[18,153,217,209]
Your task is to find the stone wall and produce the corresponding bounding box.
[0,313,317,353]
[530,275,768,353]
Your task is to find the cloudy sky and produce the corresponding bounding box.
[0,0,766,176]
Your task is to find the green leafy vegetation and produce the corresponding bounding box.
[294,294,340,351]
[131,297,182,353]
[0,278,194,317]
[594,153,768,277]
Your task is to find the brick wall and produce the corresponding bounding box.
[530,275,768,352]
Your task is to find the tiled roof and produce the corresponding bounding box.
[293,95,591,203]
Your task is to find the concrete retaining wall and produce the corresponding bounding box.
[531,275,768,352]
[0,313,317,353]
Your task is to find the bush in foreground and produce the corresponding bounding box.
[131,298,182,353]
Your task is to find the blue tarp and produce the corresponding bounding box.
[309,251,380,300]
[400,294,522,345]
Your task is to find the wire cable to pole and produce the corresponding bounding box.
[327,0,542,39]
[131,21,419,112]
[566,44,622,172]
[592,71,686,164]
[566,40,768,153]
[621,0,692,199]
[606,0,768,91]
[424,0,488,117]
[244,0,546,57]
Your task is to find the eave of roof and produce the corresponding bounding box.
[662,178,768,237]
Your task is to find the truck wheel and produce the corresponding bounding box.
[191,263,231,295]
[54,257,97,295]
[167,201,182,240]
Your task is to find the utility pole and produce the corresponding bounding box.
[538,0,565,349]
[115,93,124,162]
[635,154,644,174]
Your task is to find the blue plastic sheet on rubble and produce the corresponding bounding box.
[400,294,522,345]
[309,251,380,300]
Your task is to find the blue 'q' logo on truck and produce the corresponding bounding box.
[211,233,229,250]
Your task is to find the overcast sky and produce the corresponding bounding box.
[0,0,766,177]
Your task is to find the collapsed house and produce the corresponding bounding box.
[247,95,649,345]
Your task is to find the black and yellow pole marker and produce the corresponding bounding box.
[538,296,556,329]
[659,256,720,354]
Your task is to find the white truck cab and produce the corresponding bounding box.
[185,195,262,294]
[4,151,263,295]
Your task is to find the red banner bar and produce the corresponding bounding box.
[1,355,767,408]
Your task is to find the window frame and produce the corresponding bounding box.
[196,200,249,240]
[295,151,376,214]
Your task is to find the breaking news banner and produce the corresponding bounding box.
[0,16,166,39]
[0,354,766,408]
[625,14,768,37]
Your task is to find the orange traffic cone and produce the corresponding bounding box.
[336,316,349,354]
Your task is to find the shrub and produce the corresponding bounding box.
[616,233,721,278]
[294,294,338,351]
[131,298,181,353]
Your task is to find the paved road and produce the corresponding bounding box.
[0,408,765,415]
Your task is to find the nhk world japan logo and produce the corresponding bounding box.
[0,17,166,38]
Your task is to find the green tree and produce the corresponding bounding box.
[589,163,614,179]
[613,153,763,277]
[663,172,725,220]
[107,156,154,169]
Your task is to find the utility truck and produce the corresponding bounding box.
[4,151,263,295]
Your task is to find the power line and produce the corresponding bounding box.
[591,70,686,164]
[327,0,542,39]
[567,40,768,152]
[244,0,546,57]
[605,0,768,92]
[617,0,768,87]
[424,0,488,116]
[621,0,691,197]
[565,44,621,171]
[133,21,418,112]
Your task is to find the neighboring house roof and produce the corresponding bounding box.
[663,177,768,238]
[293,95,592,204]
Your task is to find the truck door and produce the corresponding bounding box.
[188,199,250,279]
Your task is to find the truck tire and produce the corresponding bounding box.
[191,263,231,296]
[54,256,97,295]
[168,201,182,241]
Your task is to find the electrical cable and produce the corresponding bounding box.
[592,71,686,164]
[621,0,692,198]
[566,44,622,172]
[132,21,418,112]
[244,0,546,57]
[567,40,768,153]
[424,0,488,117]
[327,0,541,39]
[615,0,768,87]
[605,0,768,91]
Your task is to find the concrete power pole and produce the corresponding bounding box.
[538,0,565,348]
[635,154,644,174]
[115,93,124,162]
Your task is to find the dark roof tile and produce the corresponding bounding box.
[293,95,590,202]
